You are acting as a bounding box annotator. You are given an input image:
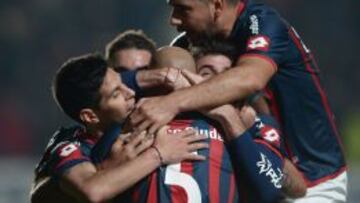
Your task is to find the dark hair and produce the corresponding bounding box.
[199,0,242,6]
[105,30,156,66]
[52,54,108,122]
[191,38,238,65]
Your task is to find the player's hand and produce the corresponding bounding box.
[203,104,238,121]
[181,69,205,85]
[204,104,247,140]
[162,67,191,90]
[237,105,257,128]
[130,96,179,134]
[118,131,154,162]
[99,131,154,169]
[153,126,208,164]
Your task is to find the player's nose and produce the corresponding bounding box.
[122,84,135,100]
[169,14,182,27]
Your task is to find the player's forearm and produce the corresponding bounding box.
[281,159,307,198]
[171,68,261,113]
[76,149,161,203]
[227,132,284,203]
[136,68,166,89]
[209,108,246,140]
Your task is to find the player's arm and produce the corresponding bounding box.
[130,56,275,134]
[59,150,160,203]
[207,106,306,201]
[119,67,191,93]
[57,128,208,203]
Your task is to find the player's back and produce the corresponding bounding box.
[118,112,238,203]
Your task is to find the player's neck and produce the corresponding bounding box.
[216,3,241,38]
[86,125,106,140]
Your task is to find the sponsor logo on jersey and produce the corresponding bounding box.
[254,117,281,148]
[168,126,224,142]
[247,35,270,52]
[257,153,283,188]
[249,15,259,34]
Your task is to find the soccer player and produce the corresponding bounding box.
[191,38,271,115]
[105,29,156,71]
[30,54,208,203]
[97,47,305,202]
[129,0,347,201]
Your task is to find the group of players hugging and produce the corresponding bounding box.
[30,0,347,202]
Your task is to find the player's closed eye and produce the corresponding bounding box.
[111,89,121,99]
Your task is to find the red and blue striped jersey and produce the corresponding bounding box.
[172,0,346,186]
[34,126,95,180]
[117,112,238,203]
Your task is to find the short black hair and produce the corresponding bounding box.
[105,30,156,66]
[52,54,108,123]
[191,37,238,65]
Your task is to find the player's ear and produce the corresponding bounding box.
[213,0,225,19]
[79,108,100,124]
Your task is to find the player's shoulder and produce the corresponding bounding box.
[45,125,84,153]
[35,125,86,176]
[246,3,281,20]
[244,2,288,31]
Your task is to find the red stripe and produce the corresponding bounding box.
[288,29,346,157]
[209,137,224,203]
[170,186,188,203]
[306,166,347,187]
[169,162,194,203]
[288,29,347,185]
[254,139,284,160]
[227,174,236,203]
[240,53,278,72]
[264,87,295,160]
[131,184,140,203]
[147,173,158,203]
[309,54,346,152]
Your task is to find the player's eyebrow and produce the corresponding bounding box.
[108,86,122,98]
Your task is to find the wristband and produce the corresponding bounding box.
[120,70,142,94]
[151,146,164,165]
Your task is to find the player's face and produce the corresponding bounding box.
[96,68,135,126]
[168,0,215,41]
[113,48,152,71]
[196,54,232,80]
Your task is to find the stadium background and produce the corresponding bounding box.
[0,0,359,202]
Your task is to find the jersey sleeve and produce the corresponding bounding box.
[226,114,286,202]
[241,8,290,68]
[48,141,90,177]
[250,114,282,151]
[226,131,284,202]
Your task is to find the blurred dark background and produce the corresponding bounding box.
[0,0,359,202]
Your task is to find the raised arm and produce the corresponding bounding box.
[130,56,276,134]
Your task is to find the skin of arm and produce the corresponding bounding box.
[58,128,208,203]
[60,149,161,203]
[135,67,190,90]
[131,56,276,134]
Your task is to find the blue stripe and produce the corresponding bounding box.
[191,119,211,202]
[158,167,172,203]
